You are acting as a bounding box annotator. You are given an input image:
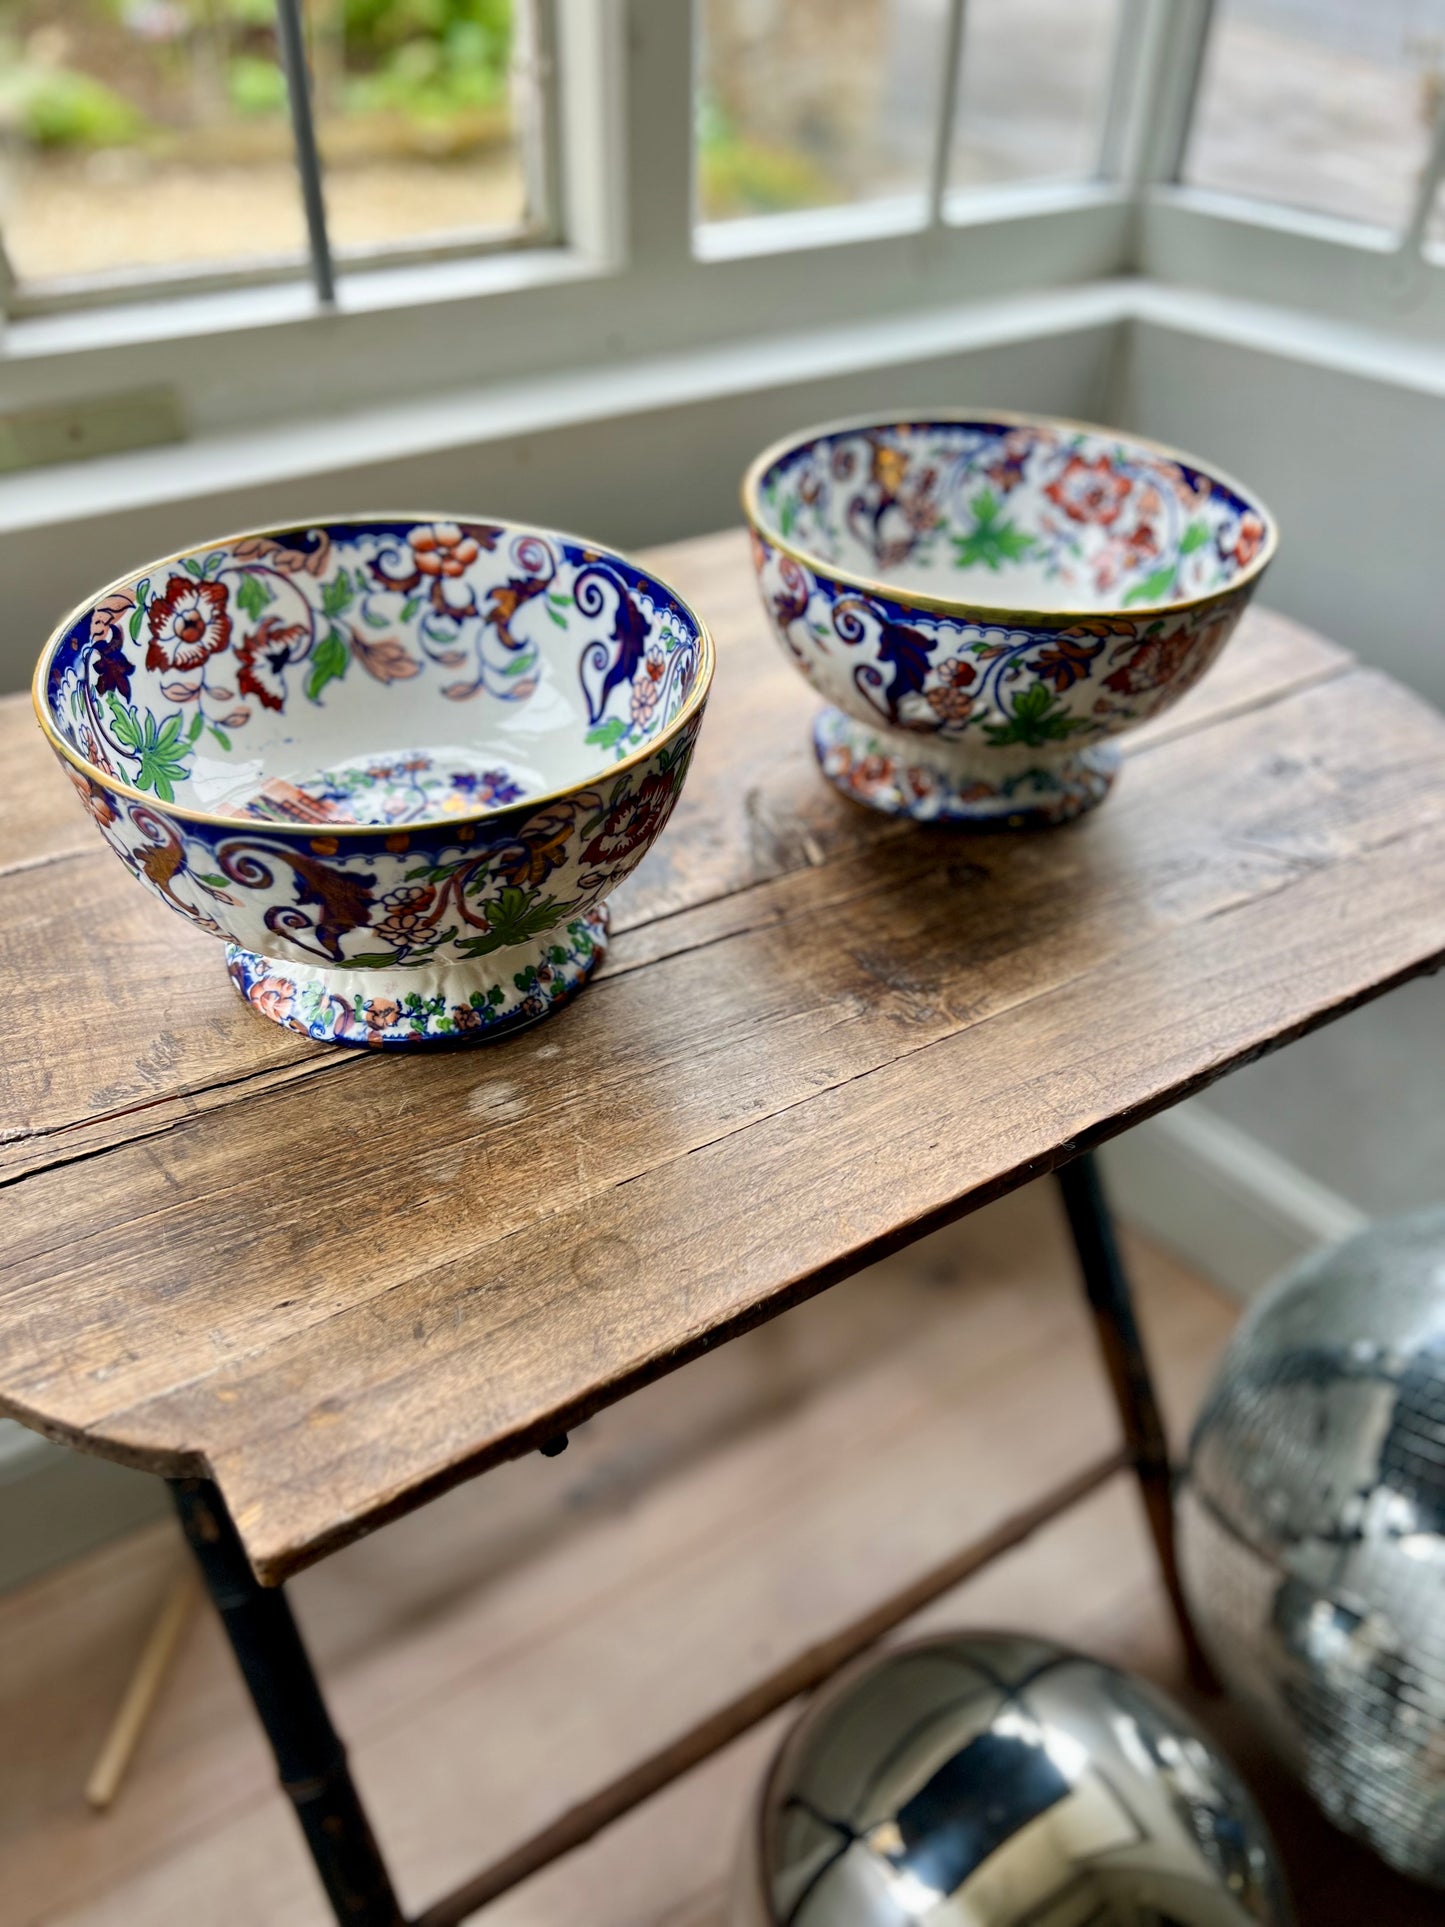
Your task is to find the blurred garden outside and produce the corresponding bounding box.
[0,0,1442,295]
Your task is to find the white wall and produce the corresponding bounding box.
[1111,304,1445,1241]
[0,291,1122,693]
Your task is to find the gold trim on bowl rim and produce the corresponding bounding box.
[32,511,716,838]
[739,406,1279,626]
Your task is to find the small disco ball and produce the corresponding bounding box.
[1179,1208,1445,1886]
[734,1631,1290,1925]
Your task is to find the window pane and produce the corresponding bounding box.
[1184,0,1443,231]
[0,0,541,297]
[313,0,537,256]
[0,0,306,286]
[949,0,1120,192]
[696,0,949,225]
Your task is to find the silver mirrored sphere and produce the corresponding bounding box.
[735,1631,1290,1925]
[1179,1208,1445,1887]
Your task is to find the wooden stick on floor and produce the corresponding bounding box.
[86,1568,201,1812]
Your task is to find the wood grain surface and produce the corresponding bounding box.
[0,1194,1237,1927]
[2,528,1442,1583]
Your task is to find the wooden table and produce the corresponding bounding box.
[4,528,1445,1925]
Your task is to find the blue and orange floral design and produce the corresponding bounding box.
[743,412,1276,826]
[34,517,713,1045]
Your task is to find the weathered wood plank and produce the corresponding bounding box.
[189,810,1445,1578]
[0,667,1423,1433]
[0,549,1348,1183]
[0,656,1439,1577]
[0,1197,1233,1926]
[1,527,1437,1583]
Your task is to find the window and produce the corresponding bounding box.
[695,0,950,225]
[947,0,1123,194]
[1183,0,1445,233]
[2,0,1445,454]
[693,0,1128,230]
[0,0,553,308]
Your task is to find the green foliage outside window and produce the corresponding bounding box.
[0,0,514,150]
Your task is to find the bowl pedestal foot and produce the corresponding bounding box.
[226,908,609,1048]
[812,707,1119,829]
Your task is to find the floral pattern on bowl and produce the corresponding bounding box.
[35,517,713,1047]
[742,412,1276,827]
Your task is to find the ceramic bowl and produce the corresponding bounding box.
[742,411,1277,826]
[34,516,713,1047]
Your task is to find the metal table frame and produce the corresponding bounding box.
[169,1149,1205,1927]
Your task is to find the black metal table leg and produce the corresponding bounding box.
[171,1478,407,1926]
[1054,1152,1218,1692]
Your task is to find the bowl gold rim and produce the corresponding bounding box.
[739,406,1279,625]
[32,511,716,839]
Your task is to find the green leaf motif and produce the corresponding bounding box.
[584,716,629,752]
[305,627,351,701]
[455,886,571,958]
[134,708,192,800]
[195,873,230,888]
[128,606,145,643]
[982,682,1091,749]
[1179,521,1209,555]
[320,568,355,619]
[182,557,204,579]
[106,694,143,749]
[235,572,275,620]
[187,710,205,741]
[545,603,568,629]
[952,489,1037,572]
[401,595,421,621]
[1122,564,1178,607]
[209,725,232,751]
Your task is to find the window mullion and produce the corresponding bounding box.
[1096,0,1149,182]
[928,0,969,227]
[1125,0,1215,191]
[516,0,563,245]
[1398,92,1445,261]
[275,0,338,307]
[623,0,696,272]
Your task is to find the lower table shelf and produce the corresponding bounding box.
[2,1184,1234,1926]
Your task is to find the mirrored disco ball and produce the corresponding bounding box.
[734,1631,1290,1925]
[1179,1208,1445,1886]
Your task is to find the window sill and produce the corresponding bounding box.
[3,244,607,366]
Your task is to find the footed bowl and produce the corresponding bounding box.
[33,516,713,1047]
[742,410,1276,827]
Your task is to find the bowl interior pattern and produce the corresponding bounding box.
[39,518,704,828]
[751,417,1270,612]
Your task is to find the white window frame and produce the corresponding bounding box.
[2,0,1444,444]
[0,0,565,319]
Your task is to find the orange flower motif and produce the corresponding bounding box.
[630,645,667,728]
[1044,455,1132,529]
[925,654,977,723]
[146,577,232,672]
[409,523,481,579]
[247,975,295,1026]
[1227,512,1265,568]
[871,444,909,497]
[66,765,117,827]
